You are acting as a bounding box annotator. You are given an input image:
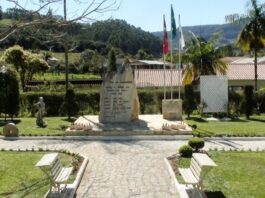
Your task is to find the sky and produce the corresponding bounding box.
[1,0,253,32]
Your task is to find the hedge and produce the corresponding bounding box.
[19,89,176,117]
[17,88,265,117]
[20,91,100,116]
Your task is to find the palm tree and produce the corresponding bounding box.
[182,34,227,85]
[226,0,265,91]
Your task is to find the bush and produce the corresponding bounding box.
[242,86,254,119]
[188,137,205,152]
[183,84,197,118]
[178,145,193,158]
[0,66,20,119]
[59,89,79,119]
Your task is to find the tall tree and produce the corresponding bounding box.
[108,48,117,72]
[0,6,3,20]
[2,45,48,91]
[0,0,119,42]
[226,0,265,91]
[182,34,227,85]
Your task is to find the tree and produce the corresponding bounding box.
[0,66,19,120]
[2,45,49,91]
[226,0,265,91]
[1,0,119,90]
[0,6,3,20]
[0,0,119,42]
[60,89,79,120]
[108,48,117,72]
[182,34,227,85]
[242,85,254,119]
[183,84,197,119]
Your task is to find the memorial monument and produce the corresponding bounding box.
[99,65,140,123]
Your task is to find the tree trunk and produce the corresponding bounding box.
[64,43,69,91]
[21,71,26,92]
[63,0,69,91]
[254,48,258,91]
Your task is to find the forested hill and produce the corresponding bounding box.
[152,24,242,48]
[1,6,242,56]
[83,20,162,55]
[0,15,162,55]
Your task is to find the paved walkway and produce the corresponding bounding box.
[0,138,265,198]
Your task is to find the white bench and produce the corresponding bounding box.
[36,153,73,195]
[178,153,217,198]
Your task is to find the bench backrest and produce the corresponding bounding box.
[190,157,202,182]
[49,157,63,181]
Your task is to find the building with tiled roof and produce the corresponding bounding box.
[133,57,265,90]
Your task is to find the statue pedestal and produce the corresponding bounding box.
[162,99,182,121]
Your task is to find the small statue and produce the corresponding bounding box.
[35,97,46,127]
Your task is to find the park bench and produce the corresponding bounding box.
[36,153,73,196]
[178,153,217,198]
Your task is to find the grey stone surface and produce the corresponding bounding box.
[200,76,228,113]
[0,138,265,197]
[99,66,140,123]
[162,99,183,121]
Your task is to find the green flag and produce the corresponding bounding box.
[171,5,177,39]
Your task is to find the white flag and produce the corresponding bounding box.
[179,15,185,50]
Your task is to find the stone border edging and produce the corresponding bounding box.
[204,137,265,141]
[0,135,193,141]
[2,135,265,141]
[69,156,89,197]
[164,157,189,198]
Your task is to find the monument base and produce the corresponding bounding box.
[162,99,183,121]
[66,114,192,136]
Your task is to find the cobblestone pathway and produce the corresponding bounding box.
[0,138,265,197]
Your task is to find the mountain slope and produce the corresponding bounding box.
[152,24,242,48]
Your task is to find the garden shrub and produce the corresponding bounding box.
[178,145,193,158]
[59,89,79,119]
[0,66,20,119]
[242,86,254,119]
[183,84,197,118]
[188,137,205,152]
[256,88,265,113]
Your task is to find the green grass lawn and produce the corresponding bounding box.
[0,19,14,27]
[177,151,265,198]
[185,114,265,137]
[51,52,80,64]
[0,117,72,136]
[0,151,74,197]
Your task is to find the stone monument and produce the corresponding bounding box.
[35,97,46,127]
[3,123,19,137]
[99,65,140,123]
[162,99,182,120]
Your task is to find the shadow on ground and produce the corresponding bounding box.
[205,191,226,198]
[0,119,21,127]
[0,179,47,197]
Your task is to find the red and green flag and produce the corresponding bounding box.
[171,5,177,39]
[163,15,169,55]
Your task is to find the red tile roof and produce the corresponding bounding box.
[134,64,265,87]
[134,69,182,87]
[227,64,265,80]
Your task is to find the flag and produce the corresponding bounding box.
[171,5,177,39]
[179,15,185,50]
[163,15,169,55]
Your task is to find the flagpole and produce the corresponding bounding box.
[163,14,166,100]
[170,5,173,100]
[163,54,166,100]
[178,14,181,99]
